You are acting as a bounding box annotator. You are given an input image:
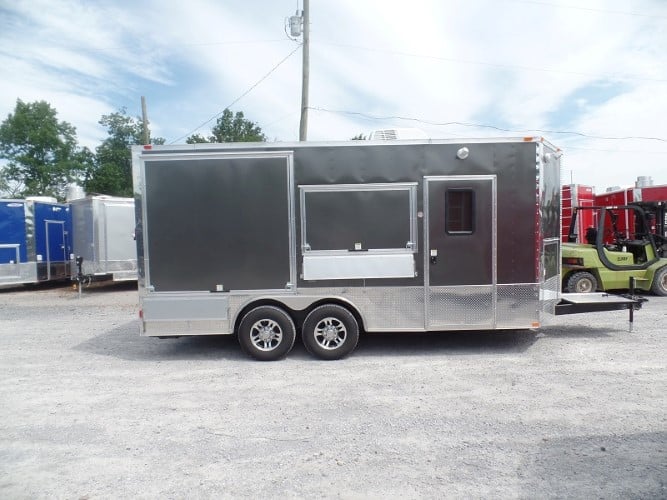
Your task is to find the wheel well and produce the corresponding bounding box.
[302,299,365,333]
[233,299,296,335]
[232,298,365,335]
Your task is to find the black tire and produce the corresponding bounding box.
[302,304,359,360]
[651,266,667,296]
[237,305,296,361]
[566,271,598,293]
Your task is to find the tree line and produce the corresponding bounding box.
[0,99,267,201]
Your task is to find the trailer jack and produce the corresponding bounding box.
[623,277,649,332]
[73,256,92,298]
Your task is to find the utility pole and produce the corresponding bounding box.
[141,96,150,144]
[298,0,310,141]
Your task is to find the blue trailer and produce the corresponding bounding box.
[0,198,72,286]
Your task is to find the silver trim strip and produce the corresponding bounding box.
[132,136,557,153]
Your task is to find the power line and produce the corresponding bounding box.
[76,39,291,53]
[265,111,299,128]
[308,107,667,143]
[564,145,667,155]
[315,41,667,84]
[170,44,302,144]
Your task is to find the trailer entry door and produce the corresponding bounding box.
[101,201,136,264]
[45,220,67,280]
[425,176,497,329]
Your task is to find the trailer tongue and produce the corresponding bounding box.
[556,293,646,332]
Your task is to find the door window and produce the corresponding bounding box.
[445,189,474,234]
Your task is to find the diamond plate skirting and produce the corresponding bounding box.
[540,274,561,316]
[427,286,494,328]
[224,283,543,335]
[497,284,540,328]
[297,286,425,331]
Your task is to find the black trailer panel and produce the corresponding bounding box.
[143,153,293,292]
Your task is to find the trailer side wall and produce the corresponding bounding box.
[133,138,560,336]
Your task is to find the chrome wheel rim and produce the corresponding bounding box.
[250,319,283,351]
[313,317,346,350]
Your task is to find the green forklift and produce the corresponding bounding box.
[562,205,667,296]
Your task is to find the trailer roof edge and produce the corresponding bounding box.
[134,136,560,154]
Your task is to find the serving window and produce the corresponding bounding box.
[299,183,417,253]
[298,183,418,281]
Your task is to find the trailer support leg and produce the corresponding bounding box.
[75,255,84,299]
[628,277,636,332]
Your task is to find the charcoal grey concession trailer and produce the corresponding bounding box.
[132,138,563,360]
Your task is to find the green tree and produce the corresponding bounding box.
[350,133,366,140]
[0,99,86,199]
[85,108,163,196]
[185,133,210,144]
[0,171,12,197]
[186,109,267,143]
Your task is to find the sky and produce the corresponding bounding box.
[1,0,666,192]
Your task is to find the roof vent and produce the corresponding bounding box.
[66,183,86,202]
[635,176,653,188]
[370,129,398,140]
[368,128,429,141]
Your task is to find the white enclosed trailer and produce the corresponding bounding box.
[70,196,137,282]
[132,137,639,360]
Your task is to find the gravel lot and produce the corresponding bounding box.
[1,282,665,499]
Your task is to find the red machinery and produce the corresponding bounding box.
[562,179,667,254]
[561,184,595,243]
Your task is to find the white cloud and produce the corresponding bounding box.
[0,0,665,190]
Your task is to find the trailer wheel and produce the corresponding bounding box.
[651,266,667,296]
[237,306,296,361]
[302,304,359,360]
[565,271,598,293]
